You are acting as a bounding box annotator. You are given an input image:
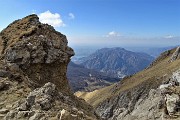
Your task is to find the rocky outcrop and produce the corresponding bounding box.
[170,46,180,62]
[96,69,180,120]
[0,14,99,120]
[95,79,161,119]
[0,14,74,93]
[4,82,98,120]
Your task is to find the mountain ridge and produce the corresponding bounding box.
[79,47,154,78]
[76,46,180,119]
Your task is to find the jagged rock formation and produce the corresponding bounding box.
[0,14,99,120]
[76,47,180,120]
[0,14,74,93]
[113,69,180,120]
[79,47,154,78]
[3,82,97,120]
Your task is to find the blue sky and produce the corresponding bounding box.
[0,0,180,47]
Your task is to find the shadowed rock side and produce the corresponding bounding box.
[0,14,99,120]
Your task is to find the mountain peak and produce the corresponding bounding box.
[0,14,75,92]
[0,15,98,119]
[80,47,154,78]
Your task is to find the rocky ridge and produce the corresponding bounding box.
[170,46,180,62]
[97,68,180,120]
[95,47,180,120]
[76,47,180,120]
[0,14,99,120]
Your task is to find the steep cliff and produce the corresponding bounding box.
[0,14,99,120]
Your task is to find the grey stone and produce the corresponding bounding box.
[0,108,9,114]
[171,47,180,62]
[0,80,9,90]
[29,112,45,120]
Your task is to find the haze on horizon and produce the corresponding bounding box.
[0,0,179,48]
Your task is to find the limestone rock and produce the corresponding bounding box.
[0,108,9,114]
[0,14,99,120]
[4,82,98,120]
[166,94,180,116]
[95,69,180,120]
[170,46,180,62]
[29,112,45,120]
[20,82,56,111]
[0,78,10,90]
[0,14,74,93]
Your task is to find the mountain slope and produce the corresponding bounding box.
[79,47,154,78]
[67,61,119,92]
[0,14,99,120]
[76,47,180,119]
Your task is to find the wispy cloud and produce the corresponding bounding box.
[105,31,122,37]
[38,10,65,27]
[0,27,3,31]
[69,13,75,19]
[31,10,36,14]
[164,35,175,39]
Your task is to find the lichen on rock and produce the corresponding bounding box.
[0,14,74,92]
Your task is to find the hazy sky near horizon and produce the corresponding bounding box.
[0,0,180,47]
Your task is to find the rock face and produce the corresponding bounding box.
[0,14,74,93]
[79,47,154,78]
[0,14,99,120]
[4,82,97,120]
[170,47,180,62]
[95,69,180,120]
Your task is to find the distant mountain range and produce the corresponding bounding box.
[125,46,177,57]
[76,47,180,120]
[67,61,119,92]
[78,47,154,78]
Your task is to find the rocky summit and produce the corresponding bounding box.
[0,15,99,120]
